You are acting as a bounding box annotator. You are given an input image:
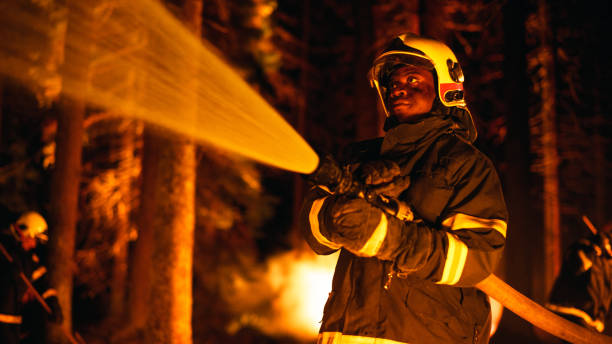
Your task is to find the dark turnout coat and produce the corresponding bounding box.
[547,235,612,334]
[0,210,59,344]
[300,115,508,344]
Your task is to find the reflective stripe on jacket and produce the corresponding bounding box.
[0,313,22,324]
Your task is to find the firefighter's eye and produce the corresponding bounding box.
[18,224,27,230]
[408,76,419,84]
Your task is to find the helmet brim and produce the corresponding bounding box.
[369,52,434,87]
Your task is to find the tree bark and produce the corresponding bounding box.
[46,0,87,341]
[126,127,158,330]
[535,0,561,298]
[497,0,544,340]
[144,137,195,344]
[46,97,84,343]
[143,0,201,342]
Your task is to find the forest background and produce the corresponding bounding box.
[0,0,610,343]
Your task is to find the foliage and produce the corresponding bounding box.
[74,117,141,300]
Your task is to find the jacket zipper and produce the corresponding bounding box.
[384,264,395,290]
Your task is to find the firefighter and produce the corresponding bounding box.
[0,207,63,343]
[537,224,612,343]
[300,33,508,344]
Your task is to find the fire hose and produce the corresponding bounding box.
[476,274,611,344]
[307,155,612,344]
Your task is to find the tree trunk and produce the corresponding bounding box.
[144,0,201,342]
[46,0,87,341]
[46,97,84,343]
[144,137,195,344]
[535,0,561,299]
[126,127,158,331]
[497,0,543,340]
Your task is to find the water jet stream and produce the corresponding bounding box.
[0,0,318,174]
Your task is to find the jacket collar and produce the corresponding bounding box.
[380,115,454,155]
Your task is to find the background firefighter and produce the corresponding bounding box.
[535,220,612,343]
[300,33,508,344]
[0,206,63,344]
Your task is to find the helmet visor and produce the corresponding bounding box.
[369,52,434,87]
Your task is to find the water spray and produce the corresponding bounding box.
[0,0,318,174]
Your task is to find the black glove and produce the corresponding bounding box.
[357,159,400,186]
[578,232,612,261]
[46,297,63,324]
[307,153,360,195]
[322,196,388,255]
[358,160,411,199]
[591,232,612,258]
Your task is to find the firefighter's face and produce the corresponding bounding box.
[20,236,36,251]
[14,224,37,251]
[387,65,435,122]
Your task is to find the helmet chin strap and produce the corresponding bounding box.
[383,94,447,132]
[383,115,400,131]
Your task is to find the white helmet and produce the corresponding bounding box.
[369,33,477,141]
[14,211,48,243]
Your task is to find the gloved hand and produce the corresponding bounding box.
[307,153,360,195]
[576,232,612,259]
[358,160,410,199]
[588,231,612,258]
[322,196,388,255]
[46,297,63,324]
[358,159,400,186]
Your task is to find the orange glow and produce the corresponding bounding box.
[225,250,339,340]
[268,251,338,339]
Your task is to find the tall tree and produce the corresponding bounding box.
[125,127,157,334]
[497,0,542,341]
[144,0,200,342]
[526,0,561,299]
[144,133,195,343]
[46,98,84,344]
[46,0,86,342]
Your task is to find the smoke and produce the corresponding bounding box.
[223,250,339,341]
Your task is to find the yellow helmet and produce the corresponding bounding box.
[369,33,477,141]
[14,211,48,243]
